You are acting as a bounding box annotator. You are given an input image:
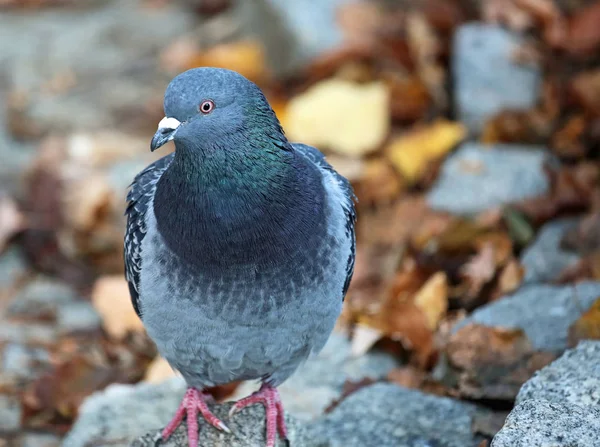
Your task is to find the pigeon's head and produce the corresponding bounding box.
[151,67,284,152]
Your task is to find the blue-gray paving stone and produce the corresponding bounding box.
[427,143,549,215]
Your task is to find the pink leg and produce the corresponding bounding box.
[229,384,288,447]
[162,388,230,447]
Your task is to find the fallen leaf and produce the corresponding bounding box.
[285,79,390,156]
[444,324,555,400]
[568,297,600,346]
[551,115,587,159]
[571,70,600,117]
[386,119,466,183]
[406,12,447,111]
[186,40,268,84]
[563,2,600,57]
[413,271,448,330]
[386,74,432,123]
[495,258,525,297]
[91,275,144,340]
[353,158,404,205]
[144,356,177,384]
[460,242,496,298]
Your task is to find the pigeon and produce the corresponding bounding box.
[124,68,356,447]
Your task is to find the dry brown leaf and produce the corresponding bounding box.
[552,115,587,159]
[483,0,534,31]
[496,258,525,297]
[386,74,432,123]
[365,261,436,367]
[186,40,268,84]
[144,356,177,383]
[386,120,466,183]
[285,79,390,156]
[0,194,25,251]
[571,70,600,117]
[460,242,496,298]
[568,297,600,346]
[406,12,447,110]
[563,2,600,57]
[91,275,144,340]
[353,158,403,205]
[444,324,555,400]
[413,271,448,330]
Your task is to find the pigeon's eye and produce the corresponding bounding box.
[199,100,215,114]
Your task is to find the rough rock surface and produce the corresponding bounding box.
[492,341,600,446]
[427,143,549,215]
[308,383,485,447]
[453,24,542,134]
[520,218,581,283]
[455,281,600,353]
[131,402,310,447]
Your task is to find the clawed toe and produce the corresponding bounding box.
[161,388,229,447]
[229,384,288,447]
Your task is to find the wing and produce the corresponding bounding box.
[124,153,174,318]
[293,143,357,299]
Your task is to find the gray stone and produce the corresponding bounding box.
[492,399,600,447]
[308,383,484,447]
[19,432,62,447]
[1,343,50,378]
[521,218,581,283]
[0,2,195,136]
[63,378,186,447]
[230,332,398,420]
[456,282,600,353]
[251,0,350,76]
[453,24,542,134]
[7,276,77,320]
[492,341,600,446]
[517,341,600,409]
[0,394,22,432]
[56,301,101,334]
[427,143,549,215]
[0,321,58,345]
[63,378,311,447]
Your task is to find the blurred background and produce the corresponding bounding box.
[1,0,600,445]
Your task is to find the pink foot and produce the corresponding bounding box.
[162,388,230,447]
[229,384,288,447]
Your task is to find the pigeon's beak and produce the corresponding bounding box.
[151,117,181,151]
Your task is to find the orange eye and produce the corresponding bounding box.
[199,100,215,114]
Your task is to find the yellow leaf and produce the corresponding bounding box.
[285,79,390,156]
[413,272,448,330]
[386,119,466,183]
[91,275,144,339]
